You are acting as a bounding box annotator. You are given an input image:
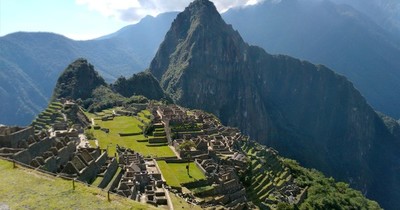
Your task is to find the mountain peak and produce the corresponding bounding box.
[186,0,220,18]
[52,58,106,100]
[150,0,246,89]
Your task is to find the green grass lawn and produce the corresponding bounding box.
[89,115,175,157]
[0,159,155,210]
[157,161,206,187]
[96,116,142,134]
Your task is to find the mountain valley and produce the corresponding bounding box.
[1,0,399,209]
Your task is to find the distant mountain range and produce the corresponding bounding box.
[330,0,400,35]
[1,0,399,208]
[149,0,400,209]
[223,0,400,119]
[0,12,176,125]
[1,0,399,126]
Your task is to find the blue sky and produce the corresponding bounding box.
[0,0,264,40]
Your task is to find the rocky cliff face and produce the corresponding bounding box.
[111,71,169,101]
[149,0,400,208]
[52,58,106,100]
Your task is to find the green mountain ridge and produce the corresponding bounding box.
[149,0,400,209]
[52,58,168,113]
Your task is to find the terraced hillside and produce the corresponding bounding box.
[31,101,64,131]
[240,140,381,209]
[242,141,307,208]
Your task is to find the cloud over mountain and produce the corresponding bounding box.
[76,0,265,22]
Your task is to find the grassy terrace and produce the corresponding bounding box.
[86,110,175,158]
[31,101,65,130]
[0,159,154,210]
[137,110,152,124]
[157,161,206,187]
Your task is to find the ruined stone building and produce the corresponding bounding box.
[113,146,168,206]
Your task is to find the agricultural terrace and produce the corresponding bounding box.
[0,159,155,210]
[157,161,206,187]
[85,109,175,158]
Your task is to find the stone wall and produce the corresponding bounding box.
[181,178,211,189]
[98,158,118,189]
[41,156,58,173]
[13,137,53,164]
[57,142,76,167]
[77,151,108,183]
[107,169,123,191]
[78,161,98,183]
[0,126,34,148]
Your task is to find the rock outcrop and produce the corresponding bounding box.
[149,0,400,208]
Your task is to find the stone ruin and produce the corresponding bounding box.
[0,124,118,186]
[111,146,169,207]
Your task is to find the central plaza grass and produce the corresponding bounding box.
[89,115,175,158]
[157,161,206,187]
[0,159,155,210]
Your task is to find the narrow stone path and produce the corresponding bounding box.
[169,145,181,159]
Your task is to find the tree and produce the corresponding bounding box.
[179,140,196,175]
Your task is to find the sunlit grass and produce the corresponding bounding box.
[0,159,154,210]
[88,115,175,157]
[157,161,206,187]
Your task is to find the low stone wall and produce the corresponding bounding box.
[165,159,190,163]
[0,126,34,148]
[148,137,167,144]
[194,159,208,176]
[118,132,143,136]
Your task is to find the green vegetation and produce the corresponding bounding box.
[89,115,175,157]
[52,58,106,101]
[171,123,201,132]
[0,159,154,210]
[85,130,95,140]
[83,86,125,113]
[137,110,152,125]
[111,72,170,102]
[283,159,381,210]
[240,140,381,209]
[157,161,206,187]
[191,185,214,194]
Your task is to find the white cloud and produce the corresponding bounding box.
[75,0,266,22]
